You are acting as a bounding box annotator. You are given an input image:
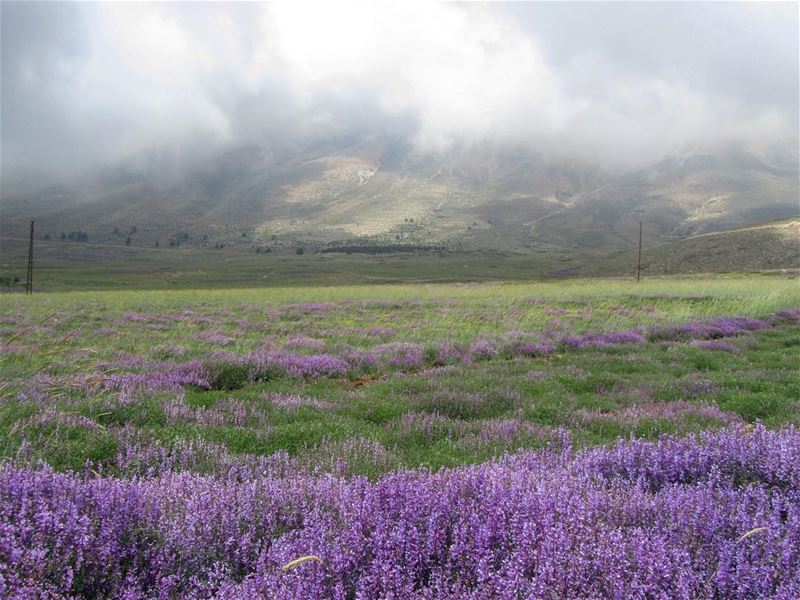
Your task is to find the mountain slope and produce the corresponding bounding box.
[534,146,799,252]
[591,219,800,276]
[1,141,797,267]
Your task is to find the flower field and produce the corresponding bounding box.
[1,277,799,598]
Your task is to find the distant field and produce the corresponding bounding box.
[2,276,799,597]
[2,231,799,292]
[0,235,582,290]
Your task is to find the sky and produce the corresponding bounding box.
[1,1,797,181]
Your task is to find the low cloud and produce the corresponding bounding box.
[1,1,797,181]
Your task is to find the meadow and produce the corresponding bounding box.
[0,237,575,291]
[1,276,799,598]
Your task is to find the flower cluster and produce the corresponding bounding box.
[560,330,645,350]
[650,316,771,341]
[2,425,798,598]
[102,359,210,393]
[24,308,793,401]
[689,339,740,353]
[469,339,497,360]
[285,335,327,351]
[245,349,349,380]
[373,342,425,369]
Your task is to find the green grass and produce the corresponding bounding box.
[1,233,798,292]
[1,275,798,477]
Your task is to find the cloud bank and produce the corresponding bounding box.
[1,1,797,180]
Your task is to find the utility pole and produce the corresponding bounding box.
[25,220,34,294]
[636,220,642,282]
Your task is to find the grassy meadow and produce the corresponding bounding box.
[3,275,800,598]
[0,236,577,290]
[2,276,798,476]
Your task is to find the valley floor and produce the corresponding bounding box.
[1,277,799,597]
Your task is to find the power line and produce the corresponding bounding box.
[636,220,642,282]
[25,220,34,294]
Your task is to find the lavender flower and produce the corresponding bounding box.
[414,365,460,378]
[284,336,327,351]
[122,311,159,322]
[246,349,348,379]
[572,401,741,428]
[195,330,234,346]
[434,340,470,364]
[680,378,720,398]
[373,343,425,370]
[469,339,497,360]
[292,303,337,314]
[690,340,740,353]
[650,315,773,342]
[770,308,800,323]
[507,341,555,357]
[560,330,645,350]
[102,360,211,393]
[365,327,396,338]
[2,425,798,598]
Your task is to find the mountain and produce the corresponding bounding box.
[1,139,797,271]
[533,145,798,250]
[591,218,800,276]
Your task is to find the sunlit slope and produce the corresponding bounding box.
[536,146,799,252]
[1,141,796,263]
[590,219,800,276]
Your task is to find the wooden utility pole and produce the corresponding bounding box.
[636,220,642,282]
[25,220,34,294]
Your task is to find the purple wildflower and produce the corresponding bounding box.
[246,348,348,379]
[680,378,720,398]
[284,336,327,351]
[469,339,497,360]
[292,303,337,314]
[434,340,470,364]
[771,308,800,323]
[365,327,396,338]
[374,343,425,369]
[560,330,645,350]
[196,330,234,346]
[2,425,799,597]
[508,341,555,357]
[690,340,740,353]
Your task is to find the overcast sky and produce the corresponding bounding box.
[1,1,797,180]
